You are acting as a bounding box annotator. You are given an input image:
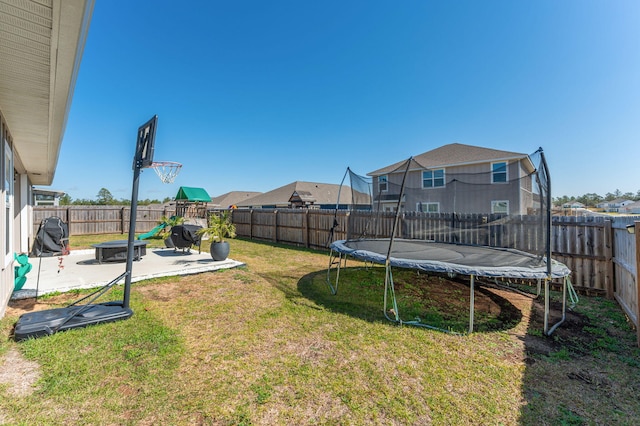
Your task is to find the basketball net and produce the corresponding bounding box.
[151,161,182,184]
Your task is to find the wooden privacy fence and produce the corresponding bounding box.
[232,209,338,250]
[234,209,640,336]
[610,217,640,337]
[32,206,640,334]
[231,209,622,295]
[33,206,176,236]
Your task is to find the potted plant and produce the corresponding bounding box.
[197,210,236,261]
[159,215,184,248]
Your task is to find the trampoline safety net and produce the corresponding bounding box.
[337,148,552,265]
[327,147,575,335]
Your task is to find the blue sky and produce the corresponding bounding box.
[52,0,640,201]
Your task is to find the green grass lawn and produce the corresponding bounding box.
[1,236,639,425]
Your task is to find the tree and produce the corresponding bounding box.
[96,188,114,205]
[576,193,603,207]
[59,194,72,205]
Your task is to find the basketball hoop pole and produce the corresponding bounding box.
[123,157,142,309]
[123,114,158,309]
[11,116,157,341]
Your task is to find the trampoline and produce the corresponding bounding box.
[326,148,576,335]
[328,238,574,334]
[330,239,571,279]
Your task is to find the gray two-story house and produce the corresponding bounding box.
[368,143,537,215]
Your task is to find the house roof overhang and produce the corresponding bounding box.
[0,0,94,184]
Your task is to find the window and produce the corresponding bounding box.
[379,175,388,192]
[491,200,509,214]
[35,193,56,206]
[422,169,445,188]
[417,202,439,213]
[492,162,507,183]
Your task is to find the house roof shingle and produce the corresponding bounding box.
[238,181,350,208]
[211,191,263,208]
[368,143,530,176]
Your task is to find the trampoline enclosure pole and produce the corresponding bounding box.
[386,157,412,259]
[383,158,411,324]
[539,149,552,279]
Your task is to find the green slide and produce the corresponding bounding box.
[137,222,167,240]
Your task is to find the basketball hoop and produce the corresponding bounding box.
[151,161,182,184]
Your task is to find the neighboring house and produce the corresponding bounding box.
[0,0,93,318]
[562,201,585,209]
[620,201,640,215]
[210,191,262,209]
[596,199,635,213]
[560,202,594,217]
[32,188,66,206]
[367,143,537,214]
[237,181,351,209]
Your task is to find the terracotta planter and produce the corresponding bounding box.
[210,241,230,261]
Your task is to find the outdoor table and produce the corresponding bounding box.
[92,240,148,264]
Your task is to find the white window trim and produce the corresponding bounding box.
[417,202,440,213]
[422,169,446,189]
[491,200,509,214]
[491,161,508,184]
[379,175,388,192]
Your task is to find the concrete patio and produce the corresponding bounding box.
[11,247,244,300]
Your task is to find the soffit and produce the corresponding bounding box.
[0,0,92,184]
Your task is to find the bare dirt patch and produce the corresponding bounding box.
[6,293,80,318]
[0,347,41,397]
[398,274,524,328]
[1,297,67,404]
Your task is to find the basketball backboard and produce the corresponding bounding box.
[133,115,157,169]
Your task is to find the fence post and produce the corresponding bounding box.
[249,210,253,239]
[635,220,640,348]
[604,219,614,299]
[273,210,278,243]
[303,209,309,248]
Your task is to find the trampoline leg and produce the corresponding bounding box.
[546,277,568,336]
[543,279,549,334]
[469,275,475,333]
[326,249,342,295]
[383,264,400,323]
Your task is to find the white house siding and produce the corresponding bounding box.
[0,114,13,317]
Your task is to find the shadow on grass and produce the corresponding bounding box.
[297,266,524,333]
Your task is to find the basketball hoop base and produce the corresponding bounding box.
[151,161,182,183]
